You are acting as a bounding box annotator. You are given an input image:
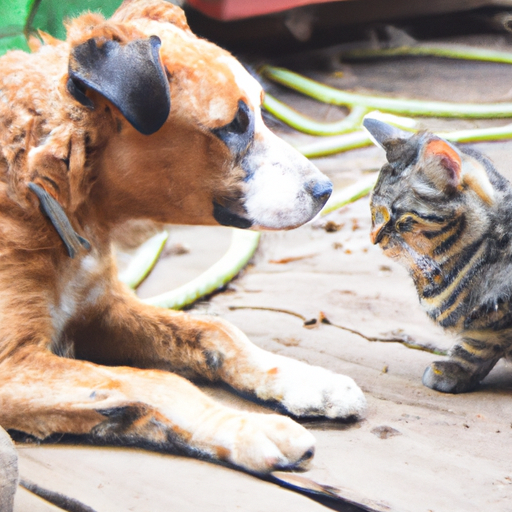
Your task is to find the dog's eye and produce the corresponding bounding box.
[212,100,254,156]
[227,102,250,134]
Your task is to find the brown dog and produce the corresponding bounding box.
[0,0,366,474]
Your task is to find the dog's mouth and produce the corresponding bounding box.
[213,201,253,229]
[212,172,333,231]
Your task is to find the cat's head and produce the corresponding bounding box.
[364,117,495,266]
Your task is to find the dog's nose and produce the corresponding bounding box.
[309,178,333,204]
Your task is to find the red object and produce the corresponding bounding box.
[187,0,344,21]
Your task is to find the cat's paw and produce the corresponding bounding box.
[261,359,367,420]
[422,361,479,393]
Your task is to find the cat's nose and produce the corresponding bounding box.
[370,205,391,244]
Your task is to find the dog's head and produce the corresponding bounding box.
[63,0,331,230]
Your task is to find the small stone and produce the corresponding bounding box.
[323,220,344,232]
[164,242,190,256]
[371,425,402,439]
[318,311,331,324]
[303,318,318,329]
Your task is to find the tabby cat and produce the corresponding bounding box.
[364,117,512,393]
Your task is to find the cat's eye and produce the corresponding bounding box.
[373,207,390,227]
[370,205,391,244]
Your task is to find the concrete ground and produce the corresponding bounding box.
[11,32,512,512]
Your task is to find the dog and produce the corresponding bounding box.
[0,0,366,474]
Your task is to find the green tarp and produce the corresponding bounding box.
[0,0,121,56]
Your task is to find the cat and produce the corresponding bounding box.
[364,117,512,393]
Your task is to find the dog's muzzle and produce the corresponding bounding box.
[212,175,333,230]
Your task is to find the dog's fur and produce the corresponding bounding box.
[0,0,366,473]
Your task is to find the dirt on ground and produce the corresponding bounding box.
[12,32,512,512]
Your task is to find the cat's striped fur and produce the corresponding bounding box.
[365,118,512,393]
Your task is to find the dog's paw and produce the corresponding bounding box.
[211,412,316,474]
[259,358,367,420]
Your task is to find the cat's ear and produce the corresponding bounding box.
[421,137,495,203]
[420,138,462,193]
[363,117,411,150]
[461,155,495,205]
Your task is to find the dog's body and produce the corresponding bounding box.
[0,0,365,473]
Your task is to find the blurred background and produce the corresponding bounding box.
[4,0,512,56]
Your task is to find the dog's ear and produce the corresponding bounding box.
[67,36,170,135]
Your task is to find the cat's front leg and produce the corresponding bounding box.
[422,336,503,393]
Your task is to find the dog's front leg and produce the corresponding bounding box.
[178,314,368,420]
[73,287,367,420]
[0,348,315,473]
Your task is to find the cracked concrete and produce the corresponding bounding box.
[229,303,446,354]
